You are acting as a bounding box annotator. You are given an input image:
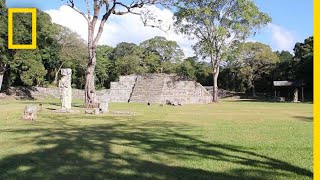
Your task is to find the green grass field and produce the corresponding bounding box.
[0,99,313,179]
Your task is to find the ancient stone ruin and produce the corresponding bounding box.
[23,105,37,121]
[94,95,109,114]
[59,68,72,112]
[98,98,109,113]
[108,73,212,104]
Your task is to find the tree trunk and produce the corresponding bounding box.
[160,61,163,73]
[252,84,256,98]
[53,71,59,85]
[0,73,3,92]
[84,24,97,107]
[249,75,256,98]
[85,52,96,106]
[53,63,65,85]
[232,73,236,91]
[211,54,220,103]
[212,70,219,102]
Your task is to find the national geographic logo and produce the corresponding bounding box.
[8,8,37,49]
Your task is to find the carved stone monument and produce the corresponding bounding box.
[99,96,109,114]
[59,68,72,112]
[293,88,299,103]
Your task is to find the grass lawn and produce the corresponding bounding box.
[0,99,313,179]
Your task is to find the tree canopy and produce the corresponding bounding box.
[238,42,279,97]
[174,0,271,102]
[0,1,313,101]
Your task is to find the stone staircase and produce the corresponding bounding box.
[107,73,213,104]
[129,74,166,103]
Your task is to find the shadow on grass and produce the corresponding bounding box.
[48,102,84,108]
[226,99,313,104]
[293,116,313,122]
[226,99,275,103]
[0,114,313,179]
[46,108,58,111]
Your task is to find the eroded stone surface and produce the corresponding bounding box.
[99,101,109,113]
[23,105,37,121]
[108,74,212,104]
[109,75,137,102]
[59,68,72,111]
[293,88,299,102]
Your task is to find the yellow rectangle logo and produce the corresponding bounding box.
[8,8,37,49]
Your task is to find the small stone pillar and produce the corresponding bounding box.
[99,101,109,113]
[23,105,37,121]
[59,68,72,111]
[293,88,299,103]
[98,96,109,114]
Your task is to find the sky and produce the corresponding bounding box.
[7,0,313,56]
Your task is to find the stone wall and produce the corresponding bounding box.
[203,86,231,98]
[4,87,108,100]
[162,76,212,104]
[108,75,137,102]
[4,74,213,104]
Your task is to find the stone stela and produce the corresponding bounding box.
[59,68,72,112]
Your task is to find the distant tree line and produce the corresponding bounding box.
[0,3,87,90]
[94,36,313,100]
[0,3,313,100]
[219,37,313,100]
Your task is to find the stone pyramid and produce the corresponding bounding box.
[108,73,212,104]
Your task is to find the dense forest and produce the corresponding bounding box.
[0,3,313,100]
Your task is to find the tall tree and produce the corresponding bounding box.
[0,0,8,91]
[177,60,196,80]
[11,50,47,86]
[293,36,313,99]
[141,50,162,73]
[53,25,88,84]
[96,45,114,89]
[239,42,279,97]
[7,10,62,87]
[112,42,145,75]
[1,5,37,88]
[64,0,171,107]
[177,56,212,82]
[140,36,184,72]
[174,0,271,102]
[271,50,295,85]
[275,50,293,62]
[0,42,6,91]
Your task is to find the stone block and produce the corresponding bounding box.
[23,105,37,121]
